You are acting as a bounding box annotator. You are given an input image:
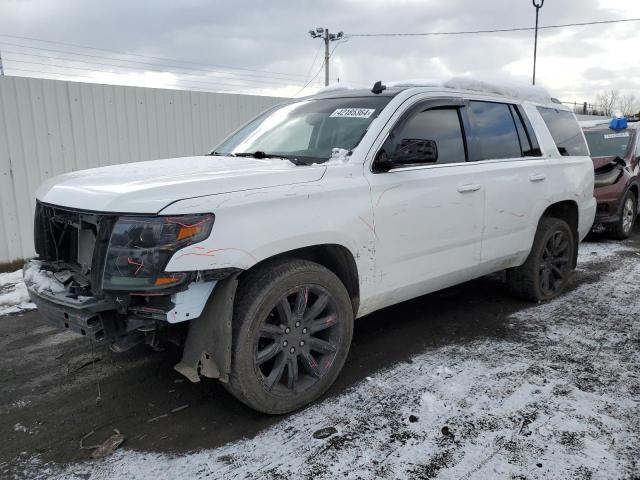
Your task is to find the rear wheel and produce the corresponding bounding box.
[225,259,353,414]
[610,191,636,240]
[507,217,576,302]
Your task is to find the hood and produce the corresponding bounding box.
[36,156,326,213]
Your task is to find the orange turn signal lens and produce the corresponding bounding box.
[154,276,182,286]
[176,224,203,241]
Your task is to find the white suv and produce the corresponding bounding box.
[25,79,596,413]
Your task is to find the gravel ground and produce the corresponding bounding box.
[1,229,639,479]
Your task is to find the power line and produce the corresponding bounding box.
[294,39,350,97]
[293,60,326,98]
[347,17,640,37]
[0,33,316,80]
[4,58,302,93]
[0,40,323,86]
[1,50,321,89]
[4,66,260,95]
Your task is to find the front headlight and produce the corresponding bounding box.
[102,214,214,291]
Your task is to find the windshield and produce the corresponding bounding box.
[213,97,392,164]
[584,129,632,158]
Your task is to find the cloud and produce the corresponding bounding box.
[0,0,638,102]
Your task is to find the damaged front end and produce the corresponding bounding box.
[26,202,234,363]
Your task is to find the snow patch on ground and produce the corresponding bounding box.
[0,269,35,316]
[23,261,65,294]
[27,239,640,479]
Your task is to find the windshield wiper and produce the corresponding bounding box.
[233,151,287,159]
[222,151,307,165]
[207,151,234,156]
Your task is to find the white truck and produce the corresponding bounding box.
[25,79,596,413]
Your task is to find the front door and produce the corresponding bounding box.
[365,100,484,310]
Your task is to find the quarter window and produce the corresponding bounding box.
[386,107,467,165]
[536,107,589,156]
[468,101,522,161]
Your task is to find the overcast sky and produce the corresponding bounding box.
[0,0,638,104]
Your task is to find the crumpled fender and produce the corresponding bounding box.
[174,273,240,383]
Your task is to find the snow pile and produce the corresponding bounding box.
[23,261,65,294]
[325,147,351,165]
[313,148,351,166]
[386,78,441,88]
[0,269,35,316]
[311,76,555,104]
[579,119,611,129]
[313,83,360,95]
[443,77,553,104]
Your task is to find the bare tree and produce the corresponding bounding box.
[596,89,620,117]
[618,93,638,117]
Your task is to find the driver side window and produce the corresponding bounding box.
[384,107,467,165]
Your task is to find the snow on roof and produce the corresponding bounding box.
[442,77,553,104]
[385,79,441,88]
[312,76,554,104]
[313,83,360,95]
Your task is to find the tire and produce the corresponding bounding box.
[224,259,354,414]
[610,190,636,240]
[507,217,576,302]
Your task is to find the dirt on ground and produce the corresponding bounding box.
[1,228,639,479]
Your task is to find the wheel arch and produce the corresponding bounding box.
[238,243,360,317]
[540,200,579,268]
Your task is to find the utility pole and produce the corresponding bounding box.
[532,0,544,85]
[0,47,4,76]
[308,27,344,86]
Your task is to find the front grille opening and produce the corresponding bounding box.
[34,202,116,294]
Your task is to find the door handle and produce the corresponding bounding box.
[529,173,546,182]
[457,183,481,193]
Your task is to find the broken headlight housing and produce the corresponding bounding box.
[102,214,214,291]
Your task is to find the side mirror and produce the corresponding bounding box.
[392,139,438,164]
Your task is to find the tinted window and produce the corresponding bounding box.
[468,101,522,161]
[537,107,589,156]
[584,130,631,157]
[389,108,466,164]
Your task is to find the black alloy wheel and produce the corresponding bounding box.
[538,229,571,297]
[225,259,354,414]
[254,285,341,395]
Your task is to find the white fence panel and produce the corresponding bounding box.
[0,76,283,266]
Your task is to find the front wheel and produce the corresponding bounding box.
[507,217,576,302]
[610,191,636,240]
[225,259,354,414]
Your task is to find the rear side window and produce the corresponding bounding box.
[537,107,589,156]
[389,107,467,164]
[468,101,522,161]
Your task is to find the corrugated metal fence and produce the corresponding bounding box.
[0,76,284,267]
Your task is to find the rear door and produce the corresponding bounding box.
[464,100,547,272]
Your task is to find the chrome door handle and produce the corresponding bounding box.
[457,183,481,193]
[529,173,546,182]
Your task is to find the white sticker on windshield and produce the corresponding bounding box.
[604,132,629,139]
[330,108,376,119]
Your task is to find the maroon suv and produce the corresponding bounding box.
[582,120,640,239]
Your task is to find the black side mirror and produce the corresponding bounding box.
[392,139,438,164]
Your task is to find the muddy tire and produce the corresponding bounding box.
[224,259,354,414]
[610,190,636,240]
[507,217,576,302]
